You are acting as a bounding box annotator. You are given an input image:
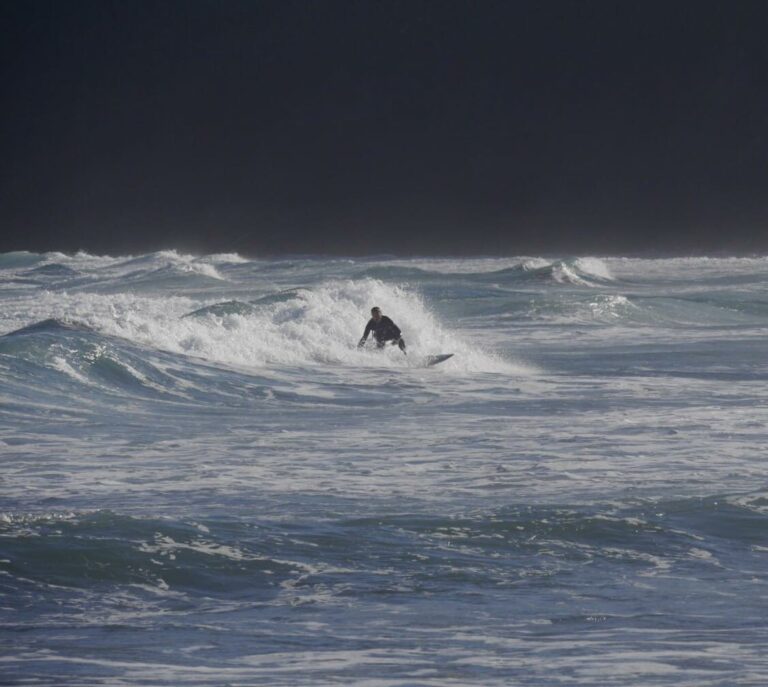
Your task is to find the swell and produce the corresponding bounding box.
[0,318,207,403]
[2,492,765,598]
[0,511,295,598]
[48,262,228,293]
[0,250,243,295]
[352,257,615,287]
[516,292,768,326]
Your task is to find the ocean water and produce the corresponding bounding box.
[1,250,767,686]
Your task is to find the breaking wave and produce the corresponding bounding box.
[0,279,524,375]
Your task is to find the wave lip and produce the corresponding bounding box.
[98,261,229,291]
[465,257,615,288]
[0,251,47,269]
[182,300,256,318]
[526,257,614,286]
[3,317,95,337]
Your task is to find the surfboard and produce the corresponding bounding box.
[425,353,454,366]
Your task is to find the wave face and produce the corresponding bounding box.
[2,251,768,685]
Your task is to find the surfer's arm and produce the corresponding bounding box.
[358,320,373,347]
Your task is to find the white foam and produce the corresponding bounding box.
[197,252,250,264]
[550,258,613,286]
[49,355,91,384]
[178,261,225,280]
[574,257,614,281]
[551,262,591,286]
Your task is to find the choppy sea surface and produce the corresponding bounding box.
[1,250,767,686]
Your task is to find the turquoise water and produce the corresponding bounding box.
[1,251,767,685]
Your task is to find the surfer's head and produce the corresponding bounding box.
[370,306,382,321]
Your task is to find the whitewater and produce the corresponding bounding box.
[1,250,767,686]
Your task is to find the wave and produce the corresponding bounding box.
[0,251,47,269]
[162,261,225,281]
[182,300,256,318]
[194,252,250,265]
[521,291,768,327]
[102,255,229,285]
[1,280,524,374]
[2,490,764,598]
[350,258,615,287]
[181,292,304,317]
[0,318,200,401]
[350,265,435,280]
[171,278,521,372]
[3,317,95,336]
[475,257,614,287]
[610,255,768,278]
[0,250,243,290]
[45,263,229,294]
[0,511,296,598]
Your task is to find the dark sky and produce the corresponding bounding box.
[2,0,768,256]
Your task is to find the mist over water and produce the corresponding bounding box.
[2,250,768,685]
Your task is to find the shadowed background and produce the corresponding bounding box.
[1,0,767,255]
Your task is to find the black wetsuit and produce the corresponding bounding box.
[360,316,405,350]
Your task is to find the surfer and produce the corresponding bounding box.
[358,307,406,353]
